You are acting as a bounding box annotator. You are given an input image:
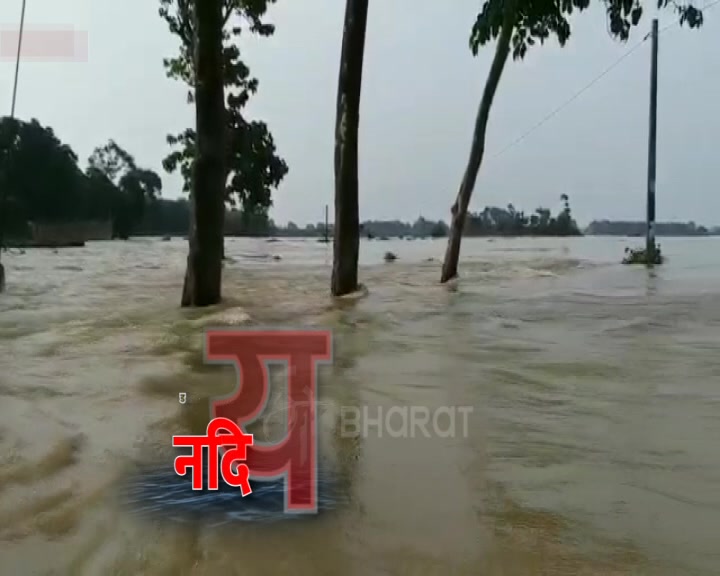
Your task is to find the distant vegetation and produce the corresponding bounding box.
[585,220,719,236]
[0,116,281,243]
[355,198,582,238]
[0,122,583,242]
[139,195,581,238]
[0,123,712,243]
[465,195,581,236]
[0,117,162,241]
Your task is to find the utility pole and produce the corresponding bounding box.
[324,204,329,243]
[11,0,28,119]
[646,18,659,262]
[0,0,28,293]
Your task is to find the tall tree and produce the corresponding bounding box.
[332,0,369,297]
[440,0,703,283]
[159,0,288,306]
[87,139,136,182]
[179,0,227,307]
[87,140,162,239]
[0,117,86,230]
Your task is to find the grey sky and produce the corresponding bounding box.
[0,0,718,226]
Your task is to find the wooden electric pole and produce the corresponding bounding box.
[646,18,659,262]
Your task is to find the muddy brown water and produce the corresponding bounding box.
[0,236,719,575]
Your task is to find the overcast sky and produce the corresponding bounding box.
[0,0,718,226]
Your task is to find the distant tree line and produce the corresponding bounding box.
[360,218,448,239]
[0,117,162,241]
[465,195,581,236]
[585,220,718,236]
[120,201,582,238]
[0,116,283,243]
[0,119,582,241]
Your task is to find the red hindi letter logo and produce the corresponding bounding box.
[206,329,332,513]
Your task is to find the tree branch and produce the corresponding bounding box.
[177,0,194,48]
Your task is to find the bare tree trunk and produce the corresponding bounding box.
[181,0,226,307]
[440,4,517,283]
[332,0,369,297]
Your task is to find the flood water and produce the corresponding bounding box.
[0,236,719,575]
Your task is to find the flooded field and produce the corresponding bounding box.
[0,236,719,575]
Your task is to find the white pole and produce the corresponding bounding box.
[11,0,28,119]
[2,0,27,290]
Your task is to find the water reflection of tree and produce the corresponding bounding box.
[645,268,659,298]
[322,302,374,501]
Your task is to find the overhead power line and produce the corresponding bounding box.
[487,0,719,164]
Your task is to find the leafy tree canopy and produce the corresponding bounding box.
[466,196,581,236]
[86,140,163,238]
[0,118,161,241]
[471,0,703,59]
[0,117,85,227]
[159,0,288,214]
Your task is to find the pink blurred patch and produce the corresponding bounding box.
[0,28,87,62]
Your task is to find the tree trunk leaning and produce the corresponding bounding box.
[182,0,226,307]
[332,0,369,297]
[440,3,518,283]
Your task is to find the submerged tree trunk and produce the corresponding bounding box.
[332,0,369,297]
[181,0,226,307]
[440,4,518,283]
